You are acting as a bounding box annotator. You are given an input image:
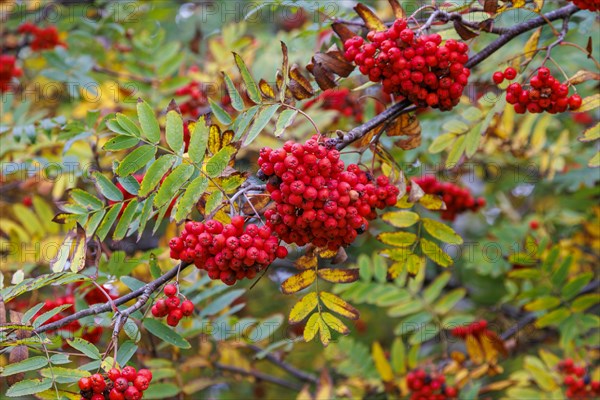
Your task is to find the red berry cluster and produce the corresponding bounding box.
[304,88,364,123]
[569,0,600,11]
[36,295,80,333]
[406,369,458,399]
[151,284,194,326]
[258,136,400,250]
[0,54,22,92]
[343,19,470,111]
[175,79,208,117]
[558,359,600,399]
[495,66,582,114]
[18,22,66,51]
[450,319,489,339]
[169,217,288,285]
[411,176,485,221]
[78,367,152,400]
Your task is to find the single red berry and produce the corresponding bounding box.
[78,377,92,391]
[121,366,137,382]
[124,386,142,400]
[137,369,152,382]
[167,308,183,326]
[165,296,181,310]
[163,284,177,297]
[114,377,129,392]
[133,375,150,391]
[568,94,582,110]
[492,71,504,85]
[109,388,126,400]
[181,300,195,317]
[108,368,121,382]
[91,394,105,400]
[529,220,539,230]
[503,67,517,80]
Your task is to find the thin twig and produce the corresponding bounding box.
[247,344,318,384]
[34,262,191,335]
[214,362,304,391]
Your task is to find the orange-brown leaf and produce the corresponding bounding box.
[317,268,359,283]
[354,4,386,31]
[331,22,358,42]
[388,0,406,19]
[312,51,354,78]
[395,135,422,150]
[465,334,484,364]
[567,70,600,85]
[241,194,271,214]
[453,20,479,40]
[259,79,275,99]
[281,270,317,294]
[387,113,421,137]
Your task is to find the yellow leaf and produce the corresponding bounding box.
[315,370,332,400]
[318,316,331,346]
[207,125,222,155]
[538,349,561,369]
[524,356,559,391]
[381,211,420,228]
[522,28,542,65]
[579,122,600,143]
[354,3,386,31]
[378,232,417,247]
[372,342,394,382]
[465,334,484,364]
[419,194,445,210]
[281,270,317,294]
[577,93,600,113]
[422,218,463,245]
[420,238,453,267]
[295,254,317,270]
[321,312,349,335]
[288,292,318,324]
[319,292,359,320]
[406,254,425,276]
[317,248,337,259]
[317,268,359,284]
[304,313,320,342]
[296,385,313,400]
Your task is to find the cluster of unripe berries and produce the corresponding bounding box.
[151,284,194,327]
[169,217,288,285]
[450,319,490,339]
[258,136,400,250]
[343,19,470,111]
[411,176,485,221]
[18,22,65,51]
[406,369,458,399]
[494,67,582,114]
[78,367,152,400]
[0,55,22,92]
[558,359,600,399]
[569,0,600,11]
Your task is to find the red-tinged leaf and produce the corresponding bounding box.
[308,62,336,90]
[312,50,355,78]
[281,270,317,294]
[354,4,386,31]
[484,0,499,13]
[453,20,479,40]
[259,79,275,99]
[331,22,358,42]
[317,268,359,283]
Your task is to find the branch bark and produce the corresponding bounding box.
[334,4,580,150]
[34,262,191,335]
[247,344,318,384]
[214,362,305,391]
